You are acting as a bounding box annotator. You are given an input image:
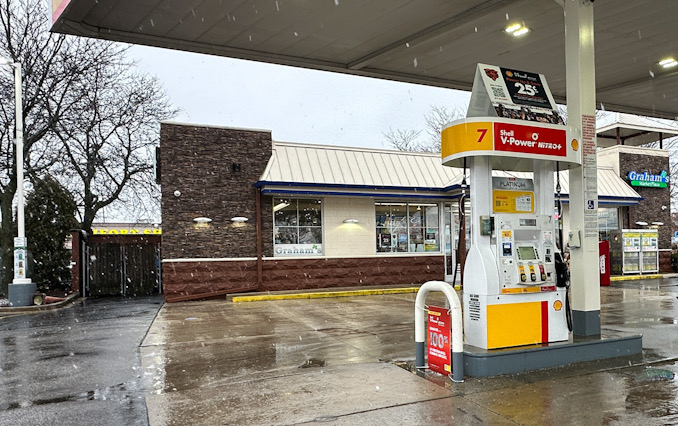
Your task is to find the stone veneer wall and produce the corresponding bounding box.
[618,152,672,272]
[160,123,274,261]
[162,255,445,298]
[160,123,274,296]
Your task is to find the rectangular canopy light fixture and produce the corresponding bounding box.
[658,58,678,69]
[505,23,530,37]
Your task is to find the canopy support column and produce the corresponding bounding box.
[563,0,600,336]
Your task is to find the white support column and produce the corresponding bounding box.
[533,160,555,216]
[563,0,600,335]
[463,156,498,296]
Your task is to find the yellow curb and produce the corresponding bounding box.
[610,274,662,282]
[231,287,420,302]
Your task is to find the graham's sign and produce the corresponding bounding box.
[627,170,669,188]
[274,244,322,256]
[92,228,162,235]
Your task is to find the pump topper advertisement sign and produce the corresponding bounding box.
[427,306,451,376]
[501,68,553,109]
[443,63,581,172]
[468,63,564,125]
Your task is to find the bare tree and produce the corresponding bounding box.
[383,128,422,152]
[384,105,466,153]
[0,0,175,294]
[52,62,176,232]
[0,0,116,294]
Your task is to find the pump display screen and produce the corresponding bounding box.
[517,246,536,260]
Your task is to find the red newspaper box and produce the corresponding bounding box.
[599,240,611,286]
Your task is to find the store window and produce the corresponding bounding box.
[598,207,619,240]
[375,202,440,253]
[274,198,322,256]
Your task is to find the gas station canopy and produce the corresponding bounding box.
[51,0,678,120]
[596,112,678,148]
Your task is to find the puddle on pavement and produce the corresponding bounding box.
[299,357,326,368]
[1,381,143,411]
[624,364,678,421]
[635,368,675,382]
[393,360,452,389]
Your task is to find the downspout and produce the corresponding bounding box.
[255,187,263,289]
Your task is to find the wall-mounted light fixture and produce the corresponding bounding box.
[174,190,181,197]
[193,217,212,229]
[231,217,249,223]
[635,221,648,227]
[343,218,359,224]
[652,222,664,226]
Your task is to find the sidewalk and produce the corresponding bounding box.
[139,276,678,425]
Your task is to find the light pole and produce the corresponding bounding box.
[0,57,34,306]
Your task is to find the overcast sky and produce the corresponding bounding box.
[128,45,470,150]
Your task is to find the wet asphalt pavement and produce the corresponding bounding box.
[0,296,163,426]
[1,278,678,425]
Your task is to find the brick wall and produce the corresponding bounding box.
[159,123,273,260]
[618,152,672,272]
[163,255,445,298]
[618,152,671,250]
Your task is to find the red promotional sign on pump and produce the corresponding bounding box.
[427,306,451,376]
[494,122,566,157]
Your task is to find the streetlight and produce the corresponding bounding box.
[0,57,34,306]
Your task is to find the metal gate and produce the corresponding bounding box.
[88,242,160,296]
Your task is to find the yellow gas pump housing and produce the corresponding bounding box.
[442,117,581,349]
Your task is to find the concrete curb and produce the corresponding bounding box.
[231,286,420,302]
[0,292,79,314]
[610,274,664,282]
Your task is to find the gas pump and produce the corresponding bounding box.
[441,64,581,350]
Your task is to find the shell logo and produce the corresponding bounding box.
[571,139,579,151]
[554,300,563,311]
[505,70,513,77]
